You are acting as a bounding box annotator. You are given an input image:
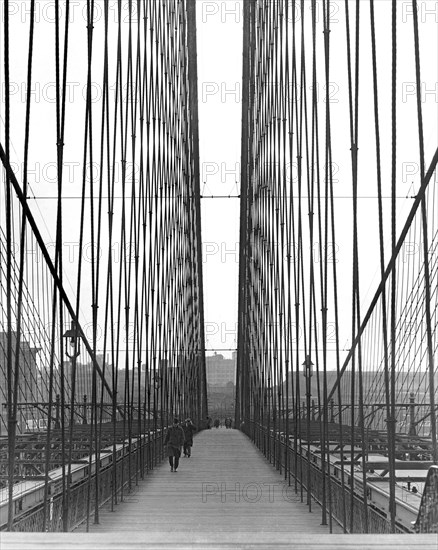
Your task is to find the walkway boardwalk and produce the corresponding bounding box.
[81,428,339,535]
[2,429,436,548]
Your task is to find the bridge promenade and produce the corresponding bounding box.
[78,428,339,536]
[2,429,436,549]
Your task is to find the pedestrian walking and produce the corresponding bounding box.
[214,418,220,429]
[183,418,197,457]
[164,418,185,472]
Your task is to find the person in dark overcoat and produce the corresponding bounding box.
[182,418,197,457]
[164,418,185,472]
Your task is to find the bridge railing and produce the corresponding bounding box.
[2,429,165,532]
[414,465,438,533]
[247,420,415,534]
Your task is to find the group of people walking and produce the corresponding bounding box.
[164,418,196,472]
[165,415,233,472]
[206,416,233,429]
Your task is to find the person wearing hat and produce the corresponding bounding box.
[164,418,185,472]
[182,418,197,457]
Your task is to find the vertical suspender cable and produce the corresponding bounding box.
[412,0,437,464]
[388,0,398,532]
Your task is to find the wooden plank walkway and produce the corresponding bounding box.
[80,427,339,535]
[1,429,436,548]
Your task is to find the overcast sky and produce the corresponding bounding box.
[197,0,242,358]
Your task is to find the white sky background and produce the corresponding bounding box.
[0,0,437,365]
[197,0,242,358]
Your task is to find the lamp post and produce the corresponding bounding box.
[302,355,313,509]
[152,365,162,432]
[63,321,81,425]
[408,392,417,436]
[267,376,274,462]
[302,354,313,419]
[61,320,81,532]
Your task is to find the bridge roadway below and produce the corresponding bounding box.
[2,429,436,549]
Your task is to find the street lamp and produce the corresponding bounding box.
[302,354,313,509]
[63,321,81,360]
[302,354,314,379]
[63,321,81,424]
[150,365,162,428]
[302,355,314,419]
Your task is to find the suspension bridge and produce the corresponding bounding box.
[0,0,437,548]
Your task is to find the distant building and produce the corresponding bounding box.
[206,352,236,387]
[0,331,41,434]
[63,353,104,393]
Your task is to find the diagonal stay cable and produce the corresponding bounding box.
[0,143,120,407]
[327,145,438,403]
